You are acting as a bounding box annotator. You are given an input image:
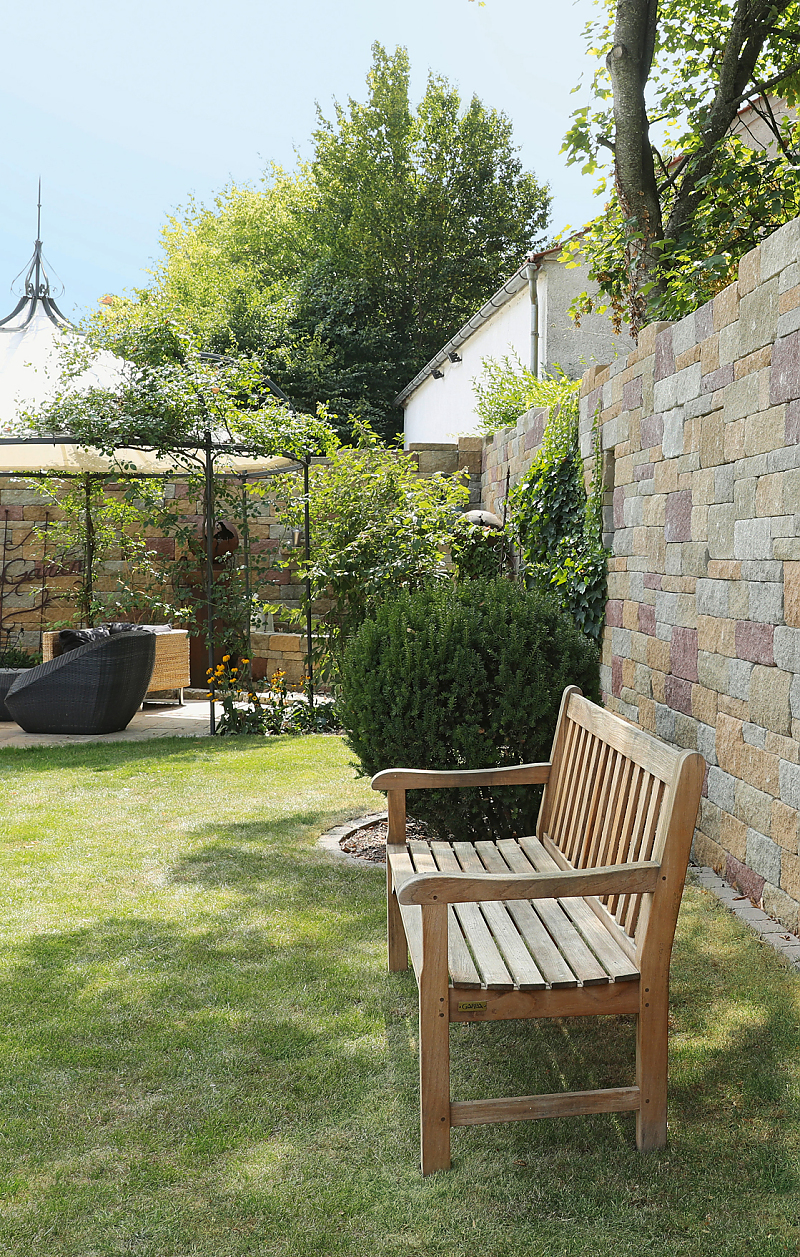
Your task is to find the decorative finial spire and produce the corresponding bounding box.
[0,181,71,333]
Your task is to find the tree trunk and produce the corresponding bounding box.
[607,0,663,334]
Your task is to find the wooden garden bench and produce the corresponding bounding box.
[371,685,705,1174]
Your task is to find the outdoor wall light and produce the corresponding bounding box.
[448,351,461,362]
[432,368,444,379]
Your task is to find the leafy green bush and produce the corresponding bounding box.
[338,579,599,842]
[473,355,579,435]
[449,517,513,582]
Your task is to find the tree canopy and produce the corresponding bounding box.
[562,0,800,333]
[95,44,550,439]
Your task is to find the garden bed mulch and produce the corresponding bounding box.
[339,816,434,862]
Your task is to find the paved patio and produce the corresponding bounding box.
[0,697,219,748]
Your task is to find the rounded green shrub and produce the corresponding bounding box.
[338,579,600,842]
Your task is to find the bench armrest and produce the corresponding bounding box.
[371,762,551,791]
[396,861,661,905]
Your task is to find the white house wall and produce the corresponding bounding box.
[403,286,530,447]
[402,259,635,448]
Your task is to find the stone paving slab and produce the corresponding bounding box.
[689,863,800,970]
[0,698,218,748]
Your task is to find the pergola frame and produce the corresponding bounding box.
[0,434,314,735]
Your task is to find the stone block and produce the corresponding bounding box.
[707,502,736,559]
[785,561,800,627]
[708,765,735,812]
[781,849,800,902]
[770,329,800,405]
[661,407,686,458]
[720,811,749,862]
[698,650,729,693]
[664,490,692,543]
[665,674,693,715]
[647,637,672,673]
[738,245,761,295]
[760,217,800,281]
[693,830,725,874]
[727,658,754,701]
[779,759,800,810]
[778,306,800,338]
[696,720,718,767]
[744,406,786,456]
[698,615,737,657]
[735,620,774,665]
[696,578,729,618]
[738,277,779,357]
[734,779,774,834]
[747,828,783,885]
[747,581,783,625]
[773,625,800,672]
[726,852,766,902]
[639,411,664,448]
[771,799,799,853]
[734,517,772,562]
[671,626,698,681]
[762,883,799,933]
[692,684,718,727]
[714,282,739,330]
[655,702,675,742]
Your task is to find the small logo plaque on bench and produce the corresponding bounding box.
[457,1000,488,1013]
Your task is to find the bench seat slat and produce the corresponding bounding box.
[408,840,513,990]
[473,841,577,988]
[447,842,546,990]
[521,836,640,982]
[390,845,481,986]
[496,839,611,986]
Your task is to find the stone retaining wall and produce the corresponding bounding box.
[580,215,800,932]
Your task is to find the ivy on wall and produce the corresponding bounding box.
[509,389,608,643]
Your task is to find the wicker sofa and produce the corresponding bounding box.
[5,633,156,735]
[43,628,190,704]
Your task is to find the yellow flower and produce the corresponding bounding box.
[242,658,250,664]
[222,654,230,662]
[231,667,238,674]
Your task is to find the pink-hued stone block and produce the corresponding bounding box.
[606,600,624,628]
[735,621,774,666]
[612,655,623,698]
[665,674,693,715]
[655,327,675,381]
[726,853,765,904]
[671,627,699,681]
[639,603,656,636]
[623,377,643,409]
[640,412,664,448]
[643,573,663,590]
[634,462,654,481]
[770,329,800,404]
[613,487,625,529]
[665,490,693,542]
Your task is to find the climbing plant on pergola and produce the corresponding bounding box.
[16,348,339,732]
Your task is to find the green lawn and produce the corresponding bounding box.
[0,734,799,1256]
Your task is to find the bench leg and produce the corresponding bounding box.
[387,790,409,972]
[419,903,450,1174]
[635,982,669,1150]
[387,860,409,971]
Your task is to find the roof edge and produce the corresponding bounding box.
[393,239,574,408]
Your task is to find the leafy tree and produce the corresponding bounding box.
[562,0,800,332]
[95,44,550,440]
[271,421,468,658]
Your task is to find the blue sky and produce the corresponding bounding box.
[1,0,602,321]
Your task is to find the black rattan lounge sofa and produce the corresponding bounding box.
[5,632,156,735]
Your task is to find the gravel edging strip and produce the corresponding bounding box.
[317,813,388,867]
[689,864,800,970]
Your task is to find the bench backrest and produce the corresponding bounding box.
[538,686,703,953]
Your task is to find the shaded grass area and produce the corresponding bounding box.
[0,735,799,1255]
